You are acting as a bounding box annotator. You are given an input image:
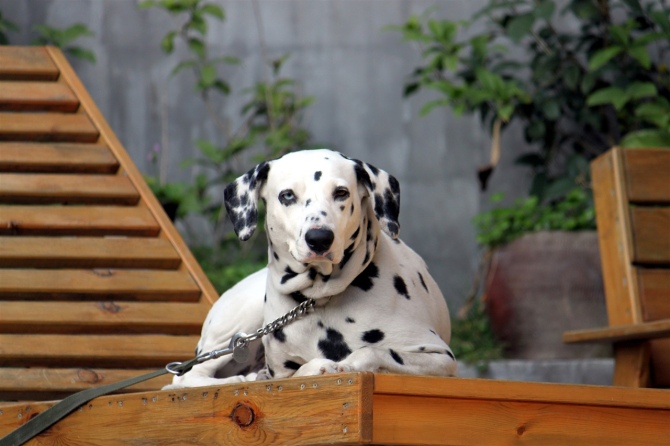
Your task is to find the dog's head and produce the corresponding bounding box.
[224,149,400,268]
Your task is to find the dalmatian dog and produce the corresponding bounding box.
[165,149,457,389]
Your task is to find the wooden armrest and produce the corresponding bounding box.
[563,319,670,344]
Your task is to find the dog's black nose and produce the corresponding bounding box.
[305,228,335,254]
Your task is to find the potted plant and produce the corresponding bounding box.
[391,0,670,358]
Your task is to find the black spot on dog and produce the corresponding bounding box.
[267,366,275,377]
[354,163,373,190]
[320,273,331,282]
[352,262,379,291]
[429,329,437,336]
[350,226,360,241]
[291,291,309,304]
[317,321,324,328]
[418,272,428,292]
[314,171,322,181]
[195,347,201,356]
[284,360,302,370]
[340,205,345,211]
[362,329,385,344]
[419,346,426,351]
[281,267,298,284]
[389,349,404,365]
[309,268,318,281]
[273,328,286,343]
[445,350,456,360]
[264,294,267,302]
[345,317,355,323]
[318,328,352,361]
[393,275,410,300]
[321,211,327,217]
[306,199,312,207]
[339,242,356,269]
[273,251,279,261]
[363,247,370,265]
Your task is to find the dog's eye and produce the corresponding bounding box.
[279,189,297,206]
[333,187,350,201]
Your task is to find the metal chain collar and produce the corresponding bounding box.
[166,298,316,376]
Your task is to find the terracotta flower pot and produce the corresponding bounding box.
[484,231,611,359]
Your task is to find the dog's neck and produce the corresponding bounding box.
[265,207,380,300]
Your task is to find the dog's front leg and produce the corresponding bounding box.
[290,358,352,377]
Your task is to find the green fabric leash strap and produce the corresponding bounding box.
[0,357,200,446]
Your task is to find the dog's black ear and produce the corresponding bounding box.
[224,161,270,241]
[352,159,401,239]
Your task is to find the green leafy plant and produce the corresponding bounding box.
[474,187,596,249]
[139,0,318,291]
[32,23,96,63]
[0,10,19,44]
[390,0,670,202]
[451,298,505,369]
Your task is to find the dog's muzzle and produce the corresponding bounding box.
[305,228,334,255]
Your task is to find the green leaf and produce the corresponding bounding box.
[506,12,535,43]
[498,103,515,121]
[199,64,216,87]
[586,87,627,110]
[199,3,225,20]
[188,37,206,59]
[627,45,651,69]
[66,47,96,63]
[626,82,657,100]
[620,129,670,148]
[170,59,197,76]
[587,46,622,71]
[535,1,556,20]
[542,100,561,120]
[650,11,670,34]
[161,31,177,54]
[419,98,450,117]
[564,64,581,90]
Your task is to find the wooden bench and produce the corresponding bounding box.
[0,46,217,400]
[563,147,670,388]
[0,47,668,445]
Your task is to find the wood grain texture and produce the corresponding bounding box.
[0,173,139,205]
[0,142,119,173]
[0,334,200,368]
[0,46,58,80]
[629,207,670,265]
[0,301,208,334]
[0,236,181,269]
[0,269,201,301]
[624,148,670,204]
[650,339,670,387]
[0,112,99,142]
[0,81,79,112]
[638,269,670,320]
[0,205,160,236]
[0,368,173,401]
[563,319,670,343]
[46,47,221,306]
[0,373,373,446]
[613,342,651,387]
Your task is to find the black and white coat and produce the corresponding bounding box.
[166,149,457,389]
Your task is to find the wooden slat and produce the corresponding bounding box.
[47,47,221,306]
[629,207,670,265]
[650,339,670,387]
[0,142,119,173]
[0,236,181,269]
[0,205,160,236]
[0,334,199,368]
[0,269,201,302]
[0,81,79,112]
[0,301,208,334]
[372,375,669,445]
[0,46,59,81]
[0,173,139,205]
[0,112,99,142]
[0,373,373,445]
[624,148,670,204]
[563,319,670,344]
[613,342,651,387]
[0,368,173,401]
[637,268,670,319]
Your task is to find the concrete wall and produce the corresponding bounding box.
[1,0,534,311]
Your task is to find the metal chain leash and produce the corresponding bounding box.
[166,298,316,375]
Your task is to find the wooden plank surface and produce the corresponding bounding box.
[46,47,222,306]
[0,269,201,301]
[0,373,373,446]
[0,142,119,173]
[563,319,670,343]
[0,46,59,81]
[637,268,670,318]
[650,339,670,387]
[629,207,670,265]
[0,236,181,269]
[0,205,160,236]
[0,301,208,334]
[0,368,173,401]
[0,173,139,204]
[0,334,199,368]
[372,375,670,445]
[0,112,99,142]
[624,148,670,204]
[0,81,79,112]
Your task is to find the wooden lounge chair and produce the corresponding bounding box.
[564,147,670,388]
[0,47,668,445]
